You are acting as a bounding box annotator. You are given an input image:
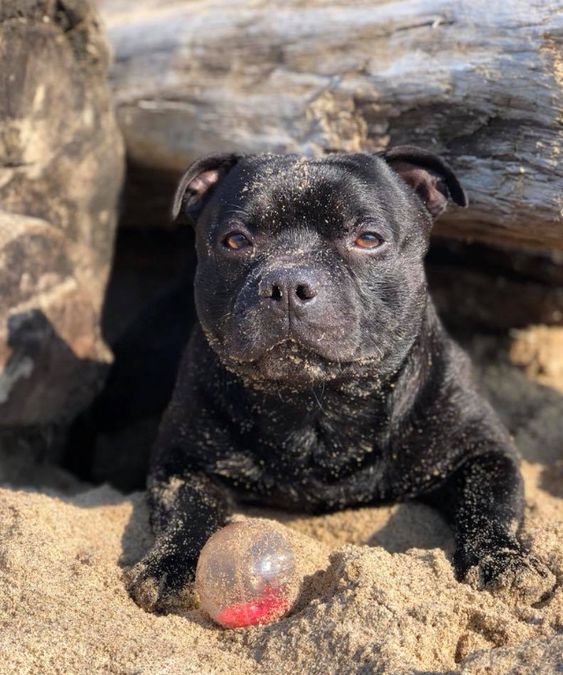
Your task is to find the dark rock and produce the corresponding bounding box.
[0,1,124,461]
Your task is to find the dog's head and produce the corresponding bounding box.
[173,148,466,388]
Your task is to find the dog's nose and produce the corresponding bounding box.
[258,269,319,305]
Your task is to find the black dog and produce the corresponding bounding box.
[126,147,555,612]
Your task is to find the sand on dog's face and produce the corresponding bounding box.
[0,340,562,674]
[0,458,561,675]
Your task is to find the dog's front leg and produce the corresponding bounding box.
[422,450,555,604]
[126,471,231,613]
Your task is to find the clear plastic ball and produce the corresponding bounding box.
[195,519,298,628]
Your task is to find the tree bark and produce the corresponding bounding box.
[97,0,562,253]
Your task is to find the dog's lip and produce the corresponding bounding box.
[227,338,311,364]
[233,337,365,367]
[264,336,323,357]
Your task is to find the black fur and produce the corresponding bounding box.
[126,149,554,612]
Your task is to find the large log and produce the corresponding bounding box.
[97,0,562,252]
[0,0,124,456]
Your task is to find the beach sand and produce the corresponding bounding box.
[0,332,562,674]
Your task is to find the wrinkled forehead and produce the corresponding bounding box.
[211,154,401,236]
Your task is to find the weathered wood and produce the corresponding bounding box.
[0,0,124,433]
[97,0,563,252]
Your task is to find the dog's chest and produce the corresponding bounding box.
[212,394,391,510]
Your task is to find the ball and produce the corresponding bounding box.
[195,519,299,628]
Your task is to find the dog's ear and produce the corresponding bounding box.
[172,153,241,222]
[380,145,467,218]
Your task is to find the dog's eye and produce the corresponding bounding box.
[223,232,252,250]
[354,232,383,249]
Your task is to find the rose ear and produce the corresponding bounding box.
[381,145,467,219]
[172,153,241,222]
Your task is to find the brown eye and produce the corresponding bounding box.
[223,232,251,250]
[354,232,383,249]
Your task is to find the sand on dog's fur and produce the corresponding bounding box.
[0,335,562,674]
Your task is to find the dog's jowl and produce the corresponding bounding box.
[126,147,555,612]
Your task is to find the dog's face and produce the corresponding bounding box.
[173,148,466,388]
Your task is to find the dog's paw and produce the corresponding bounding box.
[463,548,556,605]
[124,550,197,614]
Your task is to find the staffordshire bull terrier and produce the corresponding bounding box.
[126,147,555,612]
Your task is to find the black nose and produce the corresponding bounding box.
[259,269,319,305]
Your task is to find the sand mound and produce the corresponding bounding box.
[0,457,561,674]
[0,342,562,674]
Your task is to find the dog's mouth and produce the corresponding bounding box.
[225,338,373,388]
[261,338,328,365]
[254,345,337,386]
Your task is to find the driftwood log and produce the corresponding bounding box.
[98,0,563,253]
[0,0,124,460]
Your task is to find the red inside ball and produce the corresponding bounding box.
[216,585,290,628]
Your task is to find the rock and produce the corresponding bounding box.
[0,213,111,426]
[0,1,124,457]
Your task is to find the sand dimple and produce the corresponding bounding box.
[0,458,561,674]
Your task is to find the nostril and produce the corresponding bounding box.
[296,284,317,301]
[260,275,318,303]
[271,285,283,301]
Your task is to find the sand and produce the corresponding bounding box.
[0,332,562,674]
